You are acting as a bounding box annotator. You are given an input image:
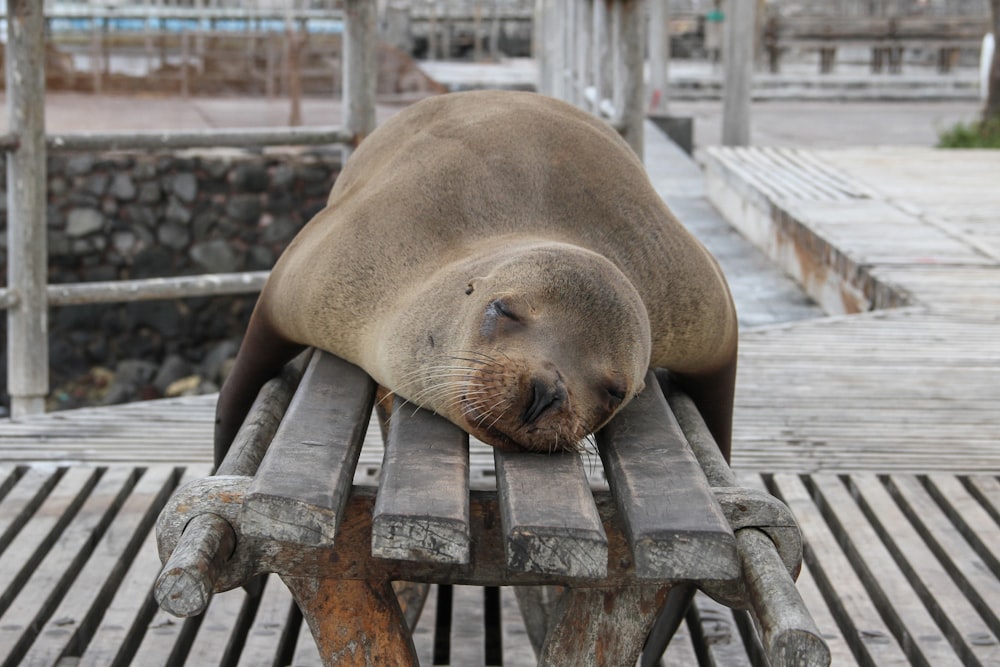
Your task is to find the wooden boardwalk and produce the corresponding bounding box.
[1,144,999,664]
[705,146,1000,474]
[3,462,997,666]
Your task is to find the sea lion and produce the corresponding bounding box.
[215,90,738,465]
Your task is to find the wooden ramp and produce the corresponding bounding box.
[703,146,1000,475]
[2,462,997,666]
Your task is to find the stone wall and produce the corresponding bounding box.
[0,149,341,414]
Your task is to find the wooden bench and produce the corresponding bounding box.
[763,15,988,74]
[154,349,830,666]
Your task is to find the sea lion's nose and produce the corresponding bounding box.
[523,374,567,425]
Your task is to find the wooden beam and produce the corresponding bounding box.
[343,0,377,152]
[648,0,670,115]
[722,0,755,146]
[5,0,48,418]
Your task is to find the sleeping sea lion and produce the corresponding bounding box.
[215,90,738,464]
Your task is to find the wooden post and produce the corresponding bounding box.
[722,0,754,146]
[489,0,501,60]
[428,2,439,61]
[5,0,48,418]
[648,0,670,114]
[592,0,611,116]
[618,0,645,159]
[344,0,377,156]
[474,3,484,62]
[90,15,103,93]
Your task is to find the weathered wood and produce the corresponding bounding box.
[241,351,375,545]
[0,467,98,616]
[617,0,645,159]
[495,449,608,578]
[154,512,237,618]
[690,593,755,667]
[513,585,562,657]
[82,465,211,667]
[450,585,487,666]
[0,466,133,664]
[838,474,998,665]
[391,580,431,631]
[722,0,754,146]
[235,575,298,667]
[0,466,63,549]
[738,528,831,667]
[372,398,470,564]
[157,346,301,622]
[47,126,352,152]
[539,584,671,667]
[598,371,737,580]
[5,0,48,418]
[282,576,418,667]
[343,0,377,148]
[501,586,539,666]
[183,584,249,665]
[772,473,911,664]
[219,352,310,477]
[21,465,177,666]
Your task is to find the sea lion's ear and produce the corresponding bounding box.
[465,277,486,295]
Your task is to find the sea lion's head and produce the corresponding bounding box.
[380,242,651,453]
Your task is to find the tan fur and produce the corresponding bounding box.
[216,91,738,461]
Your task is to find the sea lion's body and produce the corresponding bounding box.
[215,91,738,464]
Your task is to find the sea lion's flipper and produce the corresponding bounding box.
[214,309,306,467]
[656,354,737,463]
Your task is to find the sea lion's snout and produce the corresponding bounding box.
[522,372,567,426]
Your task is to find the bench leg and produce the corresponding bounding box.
[538,584,672,667]
[282,576,419,666]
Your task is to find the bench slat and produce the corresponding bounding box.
[599,372,737,580]
[372,398,471,564]
[241,350,376,546]
[495,449,608,578]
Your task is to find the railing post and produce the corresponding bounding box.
[617,0,645,159]
[648,0,670,114]
[5,0,49,418]
[343,0,377,156]
[722,0,754,146]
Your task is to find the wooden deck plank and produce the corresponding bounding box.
[847,474,1000,666]
[690,593,754,667]
[0,466,134,665]
[884,475,1000,647]
[660,612,701,667]
[499,586,536,667]
[450,585,487,666]
[793,563,859,667]
[22,465,178,667]
[0,466,64,556]
[808,474,965,666]
[291,619,324,667]
[183,585,249,666]
[411,583,438,666]
[80,465,210,667]
[924,475,1000,574]
[770,473,912,665]
[234,575,298,667]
